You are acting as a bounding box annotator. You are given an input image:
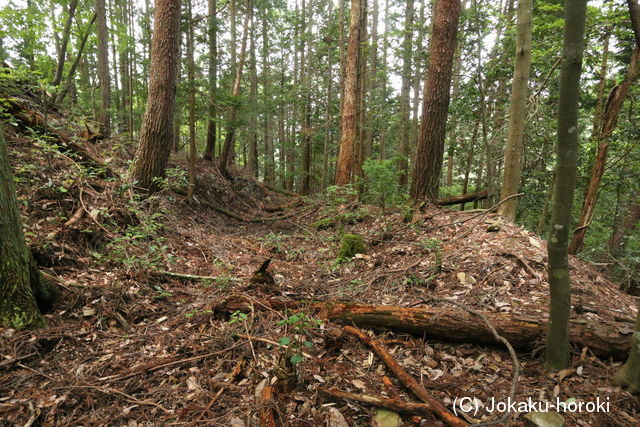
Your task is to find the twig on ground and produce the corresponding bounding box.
[420,297,520,427]
[342,326,467,427]
[320,387,434,416]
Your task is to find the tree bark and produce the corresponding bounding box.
[568,47,640,254]
[203,0,218,161]
[607,194,640,256]
[96,0,111,137]
[129,0,182,191]
[545,0,587,372]
[498,0,532,221]
[397,0,414,189]
[53,0,78,87]
[248,20,259,178]
[262,6,275,185]
[218,0,252,178]
[410,0,461,202]
[334,0,364,185]
[186,0,197,199]
[0,128,57,329]
[55,13,97,105]
[324,303,632,360]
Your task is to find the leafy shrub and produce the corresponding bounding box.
[362,158,404,208]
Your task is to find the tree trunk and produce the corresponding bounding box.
[545,0,587,372]
[203,0,218,161]
[55,13,97,105]
[613,301,640,393]
[498,0,532,221]
[397,0,414,189]
[335,0,364,186]
[53,0,78,87]
[96,0,111,137]
[186,0,197,199]
[569,47,640,254]
[0,128,57,329]
[129,0,182,191]
[410,0,461,202]
[218,0,252,179]
[262,6,275,185]
[607,194,640,256]
[248,21,259,178]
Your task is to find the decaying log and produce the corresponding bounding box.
[325,303,632,360]
[210,299,633,359]
[320,387,434,416]
[342,326,467,427]
[436,190,489,206]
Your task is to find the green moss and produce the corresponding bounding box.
[336,234,365,263]
[311,210,368,230]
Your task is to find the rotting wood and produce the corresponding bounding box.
[436,190,490,206]
[326,303,632,360]
[259,385,277,427]
[342,326,467,427]
[211,299,634,359]
[320,387,434,416]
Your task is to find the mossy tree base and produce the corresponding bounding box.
[1,127,57,329]
[337,234,365,263]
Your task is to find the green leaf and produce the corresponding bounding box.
[278,337,291,346]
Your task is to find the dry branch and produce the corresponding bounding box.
[320,387,434,416]
[259,385,277,427]
[342,326,467,427]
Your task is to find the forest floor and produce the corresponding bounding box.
[1,82,640,426]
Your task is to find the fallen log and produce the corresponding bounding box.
[210,298,633,360]
[436,190,489,206]
[325,303,632,360]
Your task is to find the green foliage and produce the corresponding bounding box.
[276,311,322,366]
[325,184,357,206]
[336,233,365,263]
[361,158,404,208]
[228,310,248,325]
[258,232,286,252]
[97,193,173,272]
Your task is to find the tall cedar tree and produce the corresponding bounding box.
[545,0,587,372]
[410,0,461,201]
[397,0,413,189]
[129,0,182,191]
[0,128,58,329]
[498,0,532,220]
[203,0,217,160]
[335,0,365,185]
[96,0,111,137]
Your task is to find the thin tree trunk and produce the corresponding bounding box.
[607,194,640,256]
[248,20,259,178]
[569,47,640,254]
[96,0,111,137]
[203,0,218,160]
[53,0,78,87]
[498,0,533,220]
[397,0,414,189]
[55,13,97,105]
[545,0,587,372]
[262,6,275,185]
[218,0,252,178]
[186,0,197,199]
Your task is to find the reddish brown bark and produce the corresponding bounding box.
[129,0,181,191]
[410,0,461,201]
[335,0,364,185]
[607,195,640,255]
